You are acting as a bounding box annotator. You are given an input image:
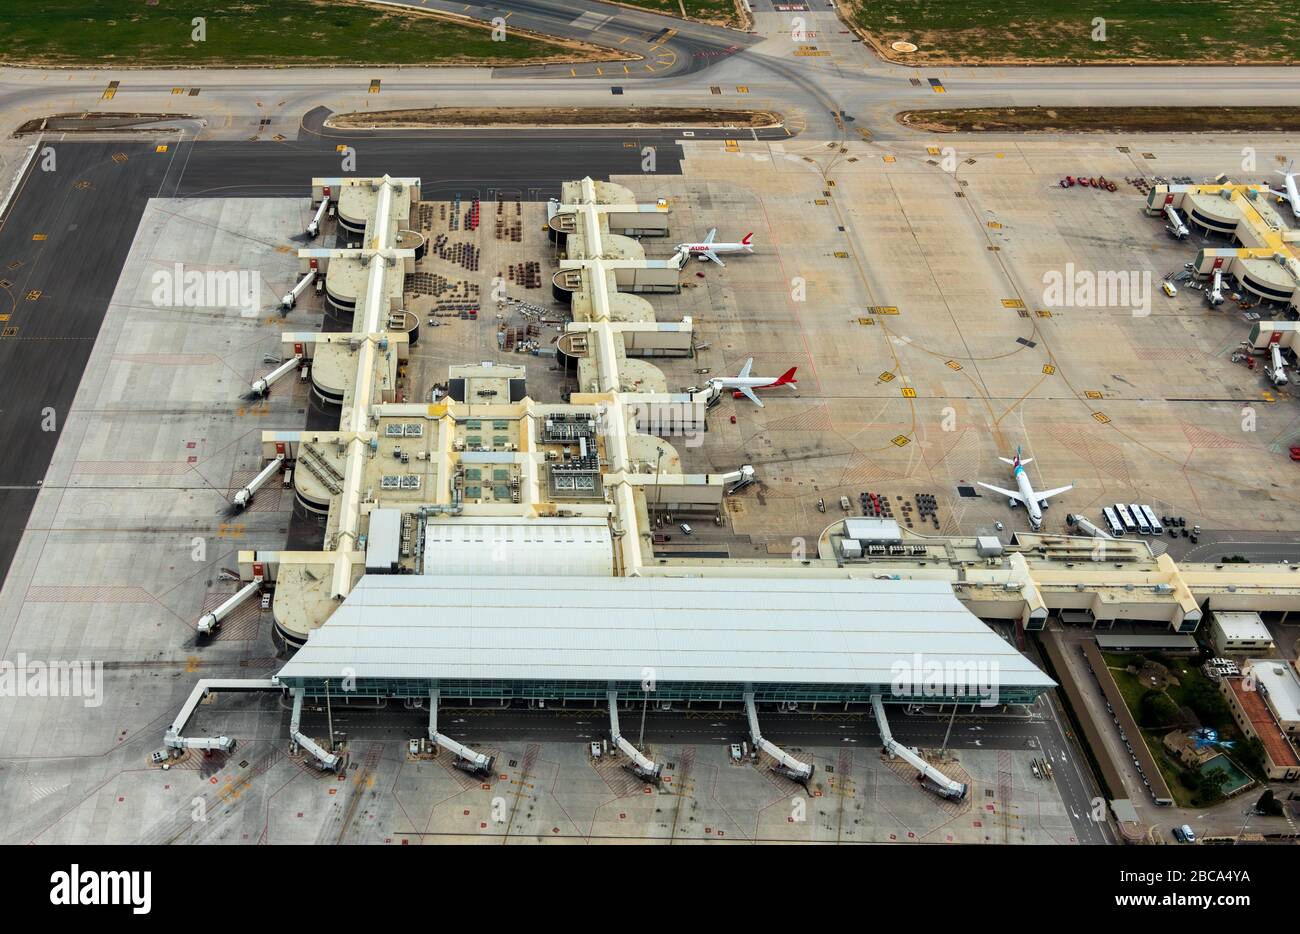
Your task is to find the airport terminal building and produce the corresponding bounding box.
[273,574,1056,707]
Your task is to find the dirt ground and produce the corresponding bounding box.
[13,112,195,136]
[897,107,1300,135]
[326,106,784,129]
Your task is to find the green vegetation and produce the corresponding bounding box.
[1188,765,1229,804]
[1101,652,1255,808]
[0,1,588,66]
[850,1,1300,64]
[1140,691,1179,728]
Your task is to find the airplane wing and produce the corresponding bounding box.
[1269,187,1289,198]
[703,249,725,267]
[977,481,1025,503]
[1034,484,1074,504]
[704,228,717,244]
[738,358,754,378]
[736,385,763,407]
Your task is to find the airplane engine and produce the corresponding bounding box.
[1008,497,1018,508]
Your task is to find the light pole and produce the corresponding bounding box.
[325,679,335,750]
[654,446,664,519]
[940,701,960,755]
[639,689,649,749]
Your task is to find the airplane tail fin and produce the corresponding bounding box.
[775,366,797,386]
[741,232,754,249]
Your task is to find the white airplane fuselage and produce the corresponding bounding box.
[976,450,1073,531]
[1281,173,1300,217]
[707,359,797,406]
[683,242,751,256]
[1012,462,1044,529]
[674,230,754,266]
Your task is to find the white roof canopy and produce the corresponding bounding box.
[276,575,1054,695]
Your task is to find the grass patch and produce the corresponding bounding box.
[1100,652,1252,808]
[897,106,1300,134]
[849,1,1300,64]
[0,0,600,67]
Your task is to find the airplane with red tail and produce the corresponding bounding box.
[709,358,798,407]
[675,229,755,267]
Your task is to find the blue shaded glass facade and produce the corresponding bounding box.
[279,675,1047,707]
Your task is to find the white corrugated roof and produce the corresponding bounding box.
[276,575,1054,692]
[422,518,612,577]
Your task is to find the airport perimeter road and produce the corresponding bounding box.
[3,2,1300,149]
[4,57,1299,146]
[1177,530,1300,564]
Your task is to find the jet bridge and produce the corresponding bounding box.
[289,687,343,772]
[744,693,814,785]
[1207,268,1225,306]
[1163,204,1189,239]
[163,678,278,753]
[1269,342,1290,386]
[870,694,967,801]
[426,689,494,775]
[306,187,331,238]
[231,454,286,511]
[607,691,662,783]
[197,578,261,635]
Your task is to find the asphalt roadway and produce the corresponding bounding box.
[0,141,173,582]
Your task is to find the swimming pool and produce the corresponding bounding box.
[1199,753,1253,796]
